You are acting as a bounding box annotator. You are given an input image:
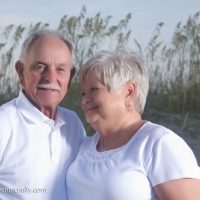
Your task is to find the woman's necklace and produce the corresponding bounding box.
[100,122,133,152]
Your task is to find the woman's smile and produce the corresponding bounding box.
[86,106,99,112]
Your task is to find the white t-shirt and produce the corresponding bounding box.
[67,122,200,200]
[0,89,86,200]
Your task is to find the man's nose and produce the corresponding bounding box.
[44,69,57,82]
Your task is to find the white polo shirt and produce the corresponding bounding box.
[0,89,86,200]
[67,122,200,200]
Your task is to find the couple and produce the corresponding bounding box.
[0,29,199,200]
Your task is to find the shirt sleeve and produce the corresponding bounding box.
[147,131,200,186]
[77,116,86,143]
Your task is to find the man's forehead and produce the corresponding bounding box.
[30,59,70,67]
[28,36,70,53]
[23,36,72,67]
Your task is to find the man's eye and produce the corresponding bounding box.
[81,92,85,96]
[58,68,65,72]
[35,65,45,70]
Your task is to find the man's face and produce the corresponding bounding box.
[17,36,73,110]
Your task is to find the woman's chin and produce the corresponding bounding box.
[86,117,98,126]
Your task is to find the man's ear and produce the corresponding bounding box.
[15,60,25,87]
[68,66,76,88]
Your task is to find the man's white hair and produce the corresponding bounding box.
[19,28,74,67]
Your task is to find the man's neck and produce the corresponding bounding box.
[22,89,57,120]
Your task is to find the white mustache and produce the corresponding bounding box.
[37,84,61,91]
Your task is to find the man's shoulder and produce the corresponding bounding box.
[0,99,17,129]
[58,106,86,137]
[58,106,81,122]
[59,106,78,117]
[0,98,17,116]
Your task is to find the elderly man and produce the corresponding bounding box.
[0,29,86,200]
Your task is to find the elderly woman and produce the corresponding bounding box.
[67,50,200,200]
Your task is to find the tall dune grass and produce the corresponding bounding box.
[0,6,199,135]
[134,11,200,115]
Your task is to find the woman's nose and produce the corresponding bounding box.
[81,92,91,105]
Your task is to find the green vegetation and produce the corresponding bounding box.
[139,12,200,115]
[0,6,199,136]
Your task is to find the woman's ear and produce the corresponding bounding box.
[125,82,136,103]
[15,60,25,87]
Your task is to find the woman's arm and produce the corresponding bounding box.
[154,178,200,200]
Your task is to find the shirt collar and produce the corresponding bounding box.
[54,107,65,128]
[16,89,65,125]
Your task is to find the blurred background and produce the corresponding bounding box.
[0,0,200,163]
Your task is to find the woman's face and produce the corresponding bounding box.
[81,71,127,129]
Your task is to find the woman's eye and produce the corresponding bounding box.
[91,87,98,92]
[81,92,85,97]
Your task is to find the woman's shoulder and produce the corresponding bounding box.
[138,121,179,142]
[144,122,200,186]
[80,133,99,149]
[132,121,188,155]
[142,121,170,134]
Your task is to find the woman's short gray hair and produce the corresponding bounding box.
[79,49,149,114]
[19,28,74,65]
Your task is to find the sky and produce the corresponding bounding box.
[0,0,200,46]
